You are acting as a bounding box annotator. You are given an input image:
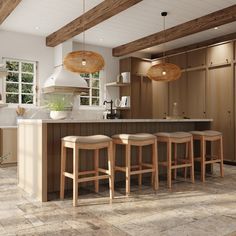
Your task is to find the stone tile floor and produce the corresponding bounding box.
[1,165,236,235]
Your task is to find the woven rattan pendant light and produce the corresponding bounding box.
[147,12,181,82]
[64,0,105,74]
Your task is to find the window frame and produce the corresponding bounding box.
[79,72,103,108]
[3,58,37,107]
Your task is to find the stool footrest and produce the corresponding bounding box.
[78,170,96,176]
[78,175,109,183]
[98,168,110,174]
[141,163,153,168]
[64,172,73,179]
[115,166,126,172]
[205,159,221,164]
[171,163,192,169]
[130,168,154,175]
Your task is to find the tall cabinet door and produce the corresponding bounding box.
[152,81,169,118]
[186,70,206,118]
[168,72,187,117]
[206,66,234,161]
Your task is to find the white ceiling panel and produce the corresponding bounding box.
[0,0,235,54]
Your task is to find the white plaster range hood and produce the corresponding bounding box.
[42,40,89,95]
[42,66,89,94]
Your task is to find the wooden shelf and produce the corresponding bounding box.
[106,82,130,87]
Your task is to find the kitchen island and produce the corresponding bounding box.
[18,118,212,202]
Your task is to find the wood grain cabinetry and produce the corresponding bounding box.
[0,128,17,165]
[187,49,206,68]
[207,42,233,66]
[206,65,234,161]
[152,81,168,118]
[168,72,187,117]
[186,69,206,118]
[119,57,152,118]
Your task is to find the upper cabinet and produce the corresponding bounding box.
[207,42,233,66]
[187,49,206,68]
[167,53,187,70]
[131,57,151,75]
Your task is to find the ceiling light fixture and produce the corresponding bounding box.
[147,12,181,82]
[214,26,218,30]
[64,0,105,74]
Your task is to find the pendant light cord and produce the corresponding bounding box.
[163,13,166,63]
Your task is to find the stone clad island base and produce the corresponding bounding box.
[17,119,212,202]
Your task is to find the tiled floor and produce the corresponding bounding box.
[1,165,236,235]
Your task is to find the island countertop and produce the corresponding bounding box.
[18,118,213,124]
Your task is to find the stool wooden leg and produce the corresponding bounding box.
[60,142,66,200]
[190,139,195,184]
[201,137,206,182]
[174,143,177,180]
[167,140,172,189]
[152,141,158,191]
[138,146,142,187]
[220,136,224,177]
[73,144,79,207]
[94,149,99,193]
[108,141,114,199]
[126,143,131,196]
[184,143,188,179]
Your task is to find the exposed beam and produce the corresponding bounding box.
[46,0,143,47]
[0,0,21,25]
[112,4,236,57]
[151,32,236,59]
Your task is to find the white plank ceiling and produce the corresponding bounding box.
[0,0,235,54]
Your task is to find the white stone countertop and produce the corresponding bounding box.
[18,118,213,124]
[0,125,17,128]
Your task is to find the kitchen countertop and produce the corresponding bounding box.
[18,118,213,124]
[0,126,17,128]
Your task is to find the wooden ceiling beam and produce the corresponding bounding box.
[0,0,21,25]
[46,0,143,47]
[112,4,236,57]
[151,32,236,59]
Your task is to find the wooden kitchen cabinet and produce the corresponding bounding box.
[168,53,187,70]
[207,42,233,66]
[186,69,206,118]
[119,57,152,118]
[0,127,17,165]
[168,72,187,117]
[206,65,234,161]
[187,49,206,68]
[152,81,169,118]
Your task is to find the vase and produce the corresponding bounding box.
[50,111,68,120]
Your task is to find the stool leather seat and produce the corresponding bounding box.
[190,130,222,137]
[112,133,156,141]
[155,132,192,138]
[62,135,112,144]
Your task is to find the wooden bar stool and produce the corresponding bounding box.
[190,130,224,182]
[154,132,194,189]
[112,133,158,196]
[60,135,114,207]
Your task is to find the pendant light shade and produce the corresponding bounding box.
[64,50,105,74]
[63,0,105,74]
[147,12,181,82]
[147,62,181,82]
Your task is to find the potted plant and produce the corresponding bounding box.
[45,94,73,120]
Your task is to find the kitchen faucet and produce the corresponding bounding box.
[103,100,116,119]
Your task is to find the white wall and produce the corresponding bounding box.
[0,30,151,124]
[0,30,54,124]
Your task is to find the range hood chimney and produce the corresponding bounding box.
[42,66,88,94]
[42,40,89,94]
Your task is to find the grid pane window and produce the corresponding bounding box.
[80,72,101,107]
[4,59,36,105]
